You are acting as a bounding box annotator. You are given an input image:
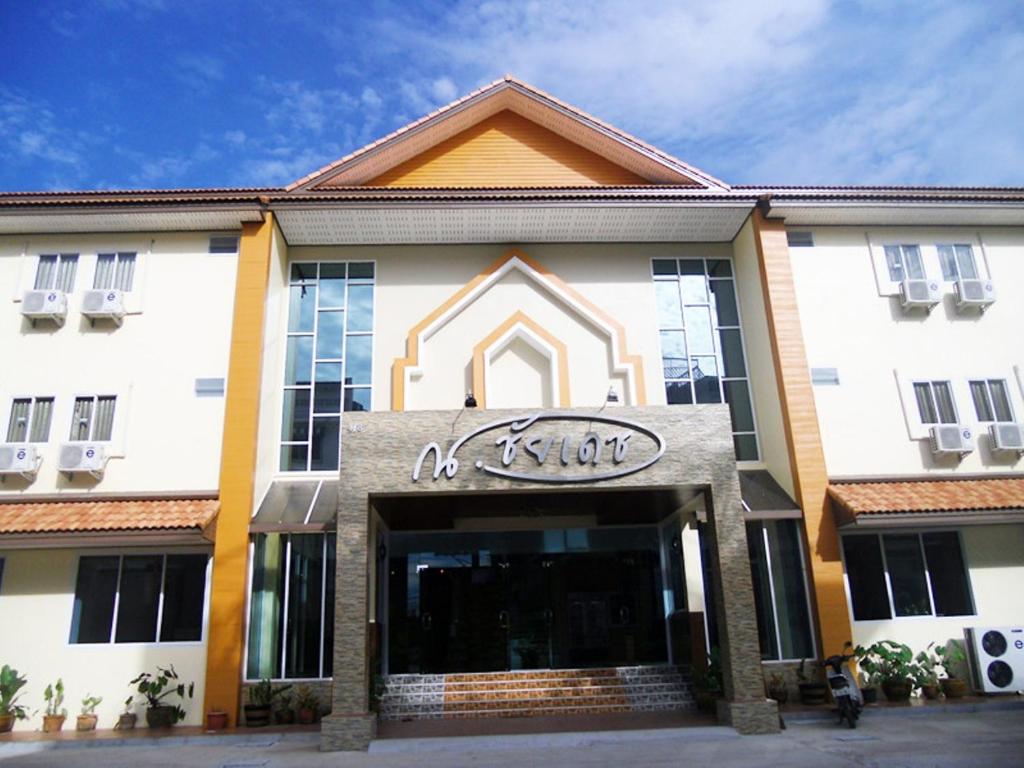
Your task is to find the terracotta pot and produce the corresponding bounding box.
[244,704,271,728]
[115,713,136,730]
[798,682,828,706]
[882,680,913,702]
[941,678,968,699]
[76,714,98,732]
[921,684,941,700]
[861,687,878,704]
[205,711,228,731]
[297,707,316,725]
[145,705,178,729]
[0,713,15,733]
[42,714,66,733]
[275,708,295,725]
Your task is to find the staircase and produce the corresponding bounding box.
[379,665,695,721]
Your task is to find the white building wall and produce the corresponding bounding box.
[0,232,237,497]
[0,548,210,731]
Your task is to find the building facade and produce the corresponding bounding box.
[1,77,1022,747]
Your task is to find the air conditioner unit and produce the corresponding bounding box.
[58,442,108,478]
[899,278,941,310]
[989,423,1024,455]
[81,289,126,325]
[0,444,40,480]
[965,626,1024,694]
[929,424,973,457]
[21,289,68,324]
[954,278,996,312]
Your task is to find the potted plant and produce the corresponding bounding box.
[936,642,969,699]
[765,672,788,704]
[130,665,194,728]
[205,710,229,731]
[274,691,295,725]
[853,645,879,704]
[244,679,291,727]
[76,694,102,731]
[0,665,29,733]
[42,679,67,733]
[691,648,723,714]
[914,646,942,700]
[856,640,918,703]
[115,697,137,730]
[295,686,318,725]
[796,658,827,705]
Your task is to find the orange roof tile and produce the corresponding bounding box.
[828,479,1024,516]
[0,498,218,535]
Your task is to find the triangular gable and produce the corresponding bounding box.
[289,76,728,191]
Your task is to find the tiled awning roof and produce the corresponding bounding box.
[829,479,1024,527]
[0,497,218,537]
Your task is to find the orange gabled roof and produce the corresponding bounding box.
[288,75,728,191]
[0,497,218,535]
[828,478,1024,516]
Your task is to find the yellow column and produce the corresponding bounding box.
[203,214,275,724]
[751,208,853,659]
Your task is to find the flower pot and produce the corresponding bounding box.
[244,704,271,728]
[42,714,66,733]
[798,682,828,706]
[767,687,789,705]
[941,678,968,699]
[145,705,178,729]
[205,711,228,731]
[921,684,941,700]
[274,708,295,725]
[881,680,913,703]
[0,713,15,733]
[115,713,136,730]
[861,687,878,704]
[76,714,98,732]
[297,707,316,725]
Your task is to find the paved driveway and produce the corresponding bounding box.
[1,708,1023,767]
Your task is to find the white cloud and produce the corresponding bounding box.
[430,77,458,104]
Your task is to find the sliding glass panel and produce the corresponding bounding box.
[955,245,978,279]
[914,383,938,424]
[94,254,115,289]
[746,522,779,660]
[766,520,813,659]
[70,397,94,440]
[285,535,325,679]
[93,396,116,441]
[883,246,904,282]
[114,253,136,291]
[933,382,957,424]
[35,255,57,289]
[882,535,930,617]
[323,536,336,677]
[6,399,30,442]
[160,555,207,642]
[70,556,119,643]
[114,555,162,643]
[937,245,957,280]
[922,532,973,616]
[903,246,924,279]
[970,381,994,421]
[247,534,286,679]
[990,380,1013,422]
[29,398,53,442]
[842,536,890,620]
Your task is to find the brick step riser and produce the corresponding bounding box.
[381,691,695,715]
[383,675,690,693]
[381,683,693,703]
[380,701,696,721]
[384,666,685,683]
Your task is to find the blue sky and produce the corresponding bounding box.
[1,0,1022,191]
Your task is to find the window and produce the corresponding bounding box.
[653,258,759,460]
[69,553,208,644]
[246,533,336,680]
[746,520,815,661]
[5,397,54,443]
[69,396,116,441]
[937,244,979,282]
[94,252,137,291]
[913,381,958,424]
[970,379,1014,423]
[34,253,78,292]
[0,557,5,594]
[842,532,973,621]
[208,235,239,254]
[281,262,374,471]
[883,244,925,282]
[786,231,814,247]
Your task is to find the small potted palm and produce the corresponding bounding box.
[914,647,942,700]
[295,686,319,725]
[76,695,102,731]
[853,645,879,704]
[116,697,137,730]
[42,679,67,733]
[0,665,29,733]
[274,691,295,725]
[857,640,917,702]
[244,679,291,727]
[765,672,788,705]
[130,665,194,728]
[936,642,969,699]
[691,649,723,714]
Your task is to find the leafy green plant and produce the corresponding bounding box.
[0,665,29,720]
[122,696,135,714]
[935,641,967,679]
[692,648,723,694]
[130,665,194,724]
[914,645,943,688]
[43,679,66,717]
[80,695,102,716]
[854,640,920,684]
[796,657,820,684]
[248,679,292,707]
[294,685,318,711]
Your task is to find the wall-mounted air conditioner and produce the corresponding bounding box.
[81,289,125,325]
[989,423,1024,455]
[899,278,941,311]
[21,290,68,325]
[0,444,41,480]
[58,442,108,479]
[954,278,996,312]
[965,626,1024,694]
[929,425,973,458]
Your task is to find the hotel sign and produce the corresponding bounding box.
[412,412,665,484]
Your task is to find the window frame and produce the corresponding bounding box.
[34,253,79,292]
[840,529,976,623]
[970,379,1016,423]
[93,251,138,292]
[882,244,926,283]
[936,243,980,282]
[912,380,959,425]
[67,549,212,647]
[4,395,55,443]
[67,394,118,442]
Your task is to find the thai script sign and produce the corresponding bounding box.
[412,412,665,484]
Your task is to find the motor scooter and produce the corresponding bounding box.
[822,651,863,728]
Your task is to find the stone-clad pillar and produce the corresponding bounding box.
[706,468,780,733]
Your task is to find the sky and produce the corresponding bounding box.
[1,0,1022,191]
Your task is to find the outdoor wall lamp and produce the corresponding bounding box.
[464,392,478,408]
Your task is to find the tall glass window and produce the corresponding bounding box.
[281,262,374,472]
[246,533,336,680]
[746,519,814,661]
[653,258,759,460]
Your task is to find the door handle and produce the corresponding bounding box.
[499,610,509,629]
